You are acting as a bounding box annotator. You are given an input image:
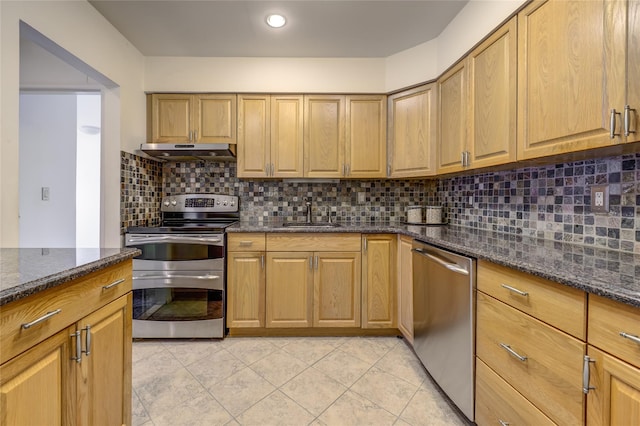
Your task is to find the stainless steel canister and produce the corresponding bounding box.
[406,206,423,224]
[424,206,443,224]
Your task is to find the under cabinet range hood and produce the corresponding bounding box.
[140,143,236,161]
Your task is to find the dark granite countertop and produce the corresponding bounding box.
[228,221,640,308]
[0,248,140,306]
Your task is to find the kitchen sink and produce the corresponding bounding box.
[282,222,341,228]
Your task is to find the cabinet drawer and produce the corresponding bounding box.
[475,358,554,426]
[267,233,361,251]
[1,261,132,364]
[589,295,640,369]
[477,260,586,339]
[227,233,266,251]
[476,292,585,425]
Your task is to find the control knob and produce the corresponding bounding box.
[163,200,170,207]
[171,200,177,206]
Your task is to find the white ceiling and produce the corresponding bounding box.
[88,0,469,58]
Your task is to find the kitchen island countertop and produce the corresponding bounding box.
[0,248,140,306]
[228,221,640,308]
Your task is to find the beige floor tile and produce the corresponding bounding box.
[187,348,247,390]
[313,349,372,387]
[249,349,309,387]
[338,336,399,365]
[393,418,413,426]
[281,338,340,365]
[374,344,427,387]
[224,337,278,364]
[209,367,276,417]
[150,391,233,426]
[236,390,315,426]
[132,348,183,388]
[317,390,398,426]
[351,367,419,416]
[136,367,207,417]
[132,340,168,363]
[162,339,225,366]
[399,385,467,426]
[131,389,150,426]
[280,367,347,416]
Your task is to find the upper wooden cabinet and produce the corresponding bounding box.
[148,93,237,144]
[345,95,387,178]
[517,0,633,159]
[304,95,346,178]
[438,17,516,174]
[237,95,304,178]
[388,84,437,178]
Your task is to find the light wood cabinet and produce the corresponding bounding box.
[397,235,413,343]
[265,252,314,328]
[517,0,629,159]
[0,261,132,425]
[345,95,387,178]
[237,95,304,178]
[227,252,266,328]
[148,93,236,144]
[438,17,516,174]
[304,95,346,178]
[437,60,467,174]
[388,84,437,178]
[313,252,361,328]
[362,234,396,329]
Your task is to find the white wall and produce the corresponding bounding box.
[19,93,77,247]
[1,0,146,247]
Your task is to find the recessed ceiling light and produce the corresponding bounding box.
[266,14,286,28]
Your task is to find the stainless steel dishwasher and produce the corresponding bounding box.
[412,240,476,422]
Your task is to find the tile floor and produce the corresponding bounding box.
[132,336,469,426]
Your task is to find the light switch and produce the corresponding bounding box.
[591,185,609,213]
[42,187,50,201]
[357,192,366,204]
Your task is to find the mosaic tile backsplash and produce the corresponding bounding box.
[121,151,640,253]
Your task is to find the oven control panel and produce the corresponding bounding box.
[162,194,239,212]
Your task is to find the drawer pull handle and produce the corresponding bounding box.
[583,355,596,394]
[499,421,510,426]
[103,278,126,290]
[501,284,528,297]
[21,309,62,329]
[239,241,254,247]
[499,343,527,362]
[619,332,640,345]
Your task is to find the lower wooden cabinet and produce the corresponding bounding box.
[314,252,361,327]
[397,235,413,343]
[265,252,314,328]
[362,234,396,328]
[0,292,132,426]
[227,252,266,328]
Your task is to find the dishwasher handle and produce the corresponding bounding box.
[412,248,469,275]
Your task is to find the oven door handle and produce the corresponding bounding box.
[133,274,221,280]
[126,235,223,245]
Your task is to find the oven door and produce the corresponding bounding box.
[131,271,224,338]
[125,233,224,271]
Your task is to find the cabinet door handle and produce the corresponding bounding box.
[583,355,596,394]
[194,130,198,141]
[619,331,640,345]
[261,255,265,270]
[21,309,62,329]
[363,237,367,253]
[346,164,351,176]
[103,278,126,290]
[343,164,346,176]
[82,325,92,357]
[610,109,621,139]
[309,256,313,270]
[461,151,465,166]
[625,105,636,136]
[499,343,527,362]
[501,284,529,297]
[71,330,82,363]
[387,165,391,177]
[265,163,270,176]
[314,255,318,270]
[499,421,510,426]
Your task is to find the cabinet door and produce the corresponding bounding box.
[517,0,625,159]
[362,235,396,328]
[227,252,266,328]
[304,95,345,178]
[194,94,237,144]
[266,252,313,328]
[626,0,640,143]
[388,84,437,177]
[397,236,413,343]
[314,252,361,328]
[587,346,640,426]
[0,327,75,426]
[468,17,517,170]
[238,95,270,177]
[271,95,304,177]
[437,60,467,174]
[149,94,192,143]
[77,294,132,426]
[345,95,386,178]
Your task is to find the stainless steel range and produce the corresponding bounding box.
[125,194,239,338]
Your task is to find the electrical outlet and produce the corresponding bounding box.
[591,185,609,213]
[41,187,50,201]
[357,192,366,204]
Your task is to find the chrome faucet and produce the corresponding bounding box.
[305,199,312,223]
